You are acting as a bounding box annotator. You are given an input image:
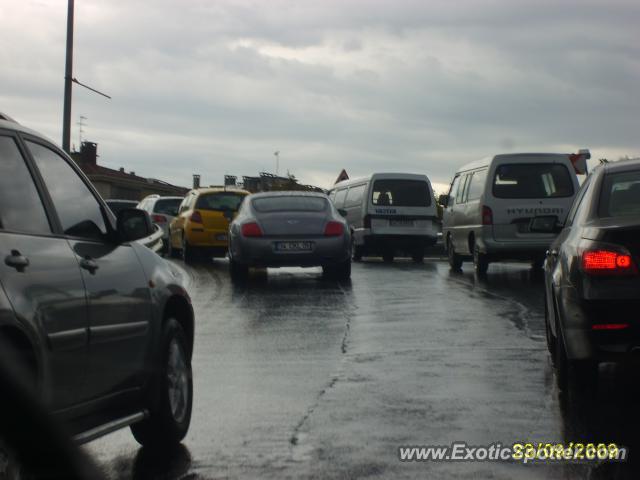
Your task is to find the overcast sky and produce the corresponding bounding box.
[2,0,639,192]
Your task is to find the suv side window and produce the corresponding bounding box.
[466,169,487,202]
[456,174,469,205]
[27,141,108,241]
[0,136,51,234]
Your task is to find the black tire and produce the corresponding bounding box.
[131,319,193,449]
[544,290,556,359]
[473,245,489,276]
[168,234,181,259]
[352,241,363,262]
[229,257,249,282]
[554,323,597,397]
[447,237,463,270]
[411,249,425,264]
[182,237,197,264]
[382,252,394,263]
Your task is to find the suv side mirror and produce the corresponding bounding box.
[338,208,348,217]
[438,194,449,207]
[117,208,154,242]
[530,215,563,234]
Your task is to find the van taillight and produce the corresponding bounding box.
[581,249,637,275]
[324,221,344,237]
[482,206,493,225]
[364,215,371,229]
[241,222,263,237]
[190,211,203,223]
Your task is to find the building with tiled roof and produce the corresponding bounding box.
[70,142,188,200]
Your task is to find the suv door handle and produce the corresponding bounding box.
[5,250,29,272]
[80,257,99,274]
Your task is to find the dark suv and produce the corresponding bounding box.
[0,116,194,450]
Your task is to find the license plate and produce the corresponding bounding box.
[274,241,313,252]
[390,219,414,227]
[215,233,228,241]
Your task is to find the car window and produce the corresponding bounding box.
[27,141,108,240]
[196,193,245,211]
[466,169,487,202]
[455,175,469,204]
[448,176,461,205]
[334,189,348,208]
[0,136,51,234]
[252,196,328,212]
[599,170,640,217]
[154,198,182,216]
[493,164,574,199]
[371,179,430,207]
[344,184,366,207]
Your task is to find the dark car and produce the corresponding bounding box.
[540,159,640,394]
[0,117,194,454]
[228,191,352,281]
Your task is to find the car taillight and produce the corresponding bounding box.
[190,211,203,223]
[482,206,493,225]
[592,323,629,330]
[364,215,371,229]
[151,214,166,223]
[324,221,344,237]
[241,222,263,237]
[581,248,637,275]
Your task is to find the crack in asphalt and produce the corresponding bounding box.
[290,284,355,448]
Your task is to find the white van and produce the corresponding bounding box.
[440,152,586,274]
[328,173,439,262]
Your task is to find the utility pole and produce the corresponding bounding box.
[61,0,111,154]
[274,151,280,176]
[62,0,74,153]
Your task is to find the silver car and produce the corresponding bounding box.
[137,195,184,251]
[228,192,352,280]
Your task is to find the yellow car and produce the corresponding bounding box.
[168,187,250,262]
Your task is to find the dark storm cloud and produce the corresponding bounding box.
[2,0,639,189]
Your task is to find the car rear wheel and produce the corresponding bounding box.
[473,245,489,276]
[131,319,192,449]
[447,237,463,270]
[544,290,556,359]
[229,257,249,282]
[323,259,351,280]
[352,240,363,262]
[168,234,181,259]
[182,237,197,264]
[554,323,597,397]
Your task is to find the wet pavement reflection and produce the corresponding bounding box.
[87,257,640,479]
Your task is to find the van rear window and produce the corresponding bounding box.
[371,180,431,207]
[492,164,574,199]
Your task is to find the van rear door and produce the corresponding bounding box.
[367,177,437,237]
[489,161,577,242]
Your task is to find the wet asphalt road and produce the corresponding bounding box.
[87,257,640,479]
